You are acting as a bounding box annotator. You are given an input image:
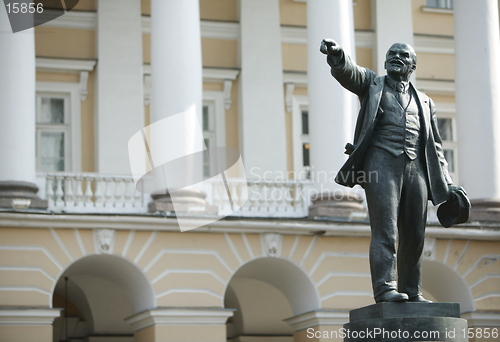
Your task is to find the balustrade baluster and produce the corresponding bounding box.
[84,177,94,207]
[74,176,84,208]
[64,177,74,207]
[132,180,142,208]
[94,177,104,208]
[55,176,64,207]
[104,178,114,208]
[123,180,133,209]
[46,175,55,208]
[114,178,124,208]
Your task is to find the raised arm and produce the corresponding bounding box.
[320,39,374,96]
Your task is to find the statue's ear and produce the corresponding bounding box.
[412,63,417,71]
[384,61,387,70]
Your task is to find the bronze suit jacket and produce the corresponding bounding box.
[329,51,452,206]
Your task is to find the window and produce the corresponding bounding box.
[202,103,216,177]
[36,93,71,172]
[300,109,310,179]
[201,90,227,178]
[437,116,458,181]
[426,0,453,9]
[290,92,311,180]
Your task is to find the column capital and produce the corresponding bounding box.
[0,308,61,326]
[125,308,234,332]
[284,310,349,332]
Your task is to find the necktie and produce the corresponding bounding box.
[397,82,410,110]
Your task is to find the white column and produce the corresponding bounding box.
[239,0,287,177]
[146,0,207,217]
[454,0,500,200]
[372,0,414,77]
[0,5,36,183]
[95,0,144,174]
[307,0,356,192]
[151,0,202,124]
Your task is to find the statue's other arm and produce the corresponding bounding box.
[320,39,373,96]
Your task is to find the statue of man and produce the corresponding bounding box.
[320,39,459,303]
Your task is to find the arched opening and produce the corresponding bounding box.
[224,257,320,341]
[422,260,475,313]
[52,254,155,342]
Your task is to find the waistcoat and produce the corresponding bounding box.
[371,82,421,160]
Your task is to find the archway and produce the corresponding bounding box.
[52,254,155,342]
[224,257,320,341]
[422,260,475,313]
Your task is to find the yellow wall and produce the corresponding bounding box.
[355,47,373,70]
[412,0,454,36]
[354,0,372,31]
[35,27,96,59]
[141,0,150,15]
[432,95,455,104]
[36,72,79,83]
[0,326,53,342]
[417,53,455,80]
[280,0,307,26]
[143,33,151,64]
[200,0,238,21]
[202,38,239,68]
[282,43,307,72]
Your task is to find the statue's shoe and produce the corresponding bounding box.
[409,295,432,303]
[375,290,409,303]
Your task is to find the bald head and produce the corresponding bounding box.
[384,43,417,81]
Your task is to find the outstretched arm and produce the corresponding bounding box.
[320,39,373,96]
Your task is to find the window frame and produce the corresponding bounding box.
[435,102,458,182]
[291,94,310,180]
[202,91,226,177]
[426,0,453,9]
[36,82,82,172]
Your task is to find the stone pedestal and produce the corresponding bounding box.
[0,181,48,209]
[148,188,217,214]
[309,192,367,221]
[344,302,467,342]
[469,199,500,222]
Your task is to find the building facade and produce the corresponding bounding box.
[0,0,499,341]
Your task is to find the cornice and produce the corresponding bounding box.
[36,11,454,55]
[0,308,62,325]
[125,308,234,331]
[414,34,454,54]
[417,79,455,96]
[285,310,349,332]
[35,9,96,30]
[36,57,97,73]
[0,212,498,241]
[142,65,239,82]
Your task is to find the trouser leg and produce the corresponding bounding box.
[364,147,405,298]
[397,156,428,297]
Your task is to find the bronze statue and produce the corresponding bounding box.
[320,39,462,303]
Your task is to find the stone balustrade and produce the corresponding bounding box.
[212,178,312,218]
[42,173,147,213]
[38,173,312,217]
